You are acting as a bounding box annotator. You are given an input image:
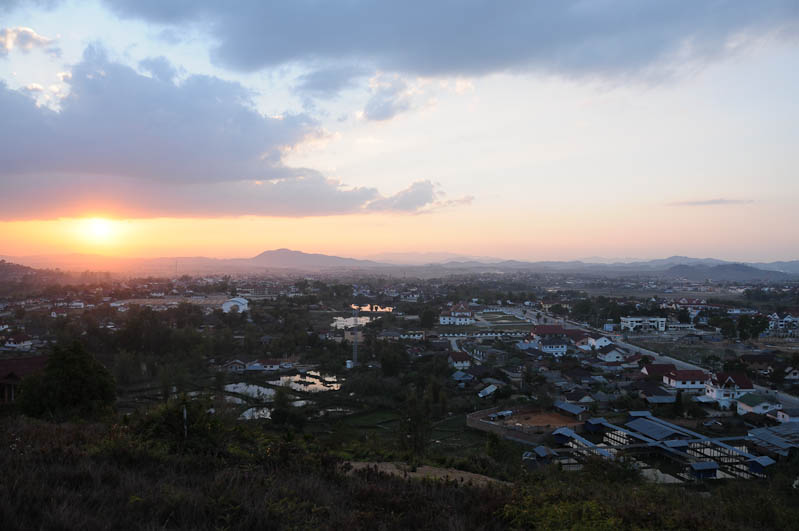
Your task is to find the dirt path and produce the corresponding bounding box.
[346,461,510,488]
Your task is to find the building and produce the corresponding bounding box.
[641,363,677,379]
[775,408,799,423]
[663,369,709,392]
[540,336,567,357]
[736,393,782,416]
[620,316,666,332]
[704,372,755,409]
[768,313,798,333]
[448,351,472,370]
[221,297,249,313]
[596,345,626,363]
[439,302,476,325]
[554,400,587,420]
[223,359,246,372]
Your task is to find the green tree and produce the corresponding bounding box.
[420,308,437,329]
[672,390,684,417]
[399,389,431,457]
[19,341,116,419]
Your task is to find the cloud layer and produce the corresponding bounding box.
[0,47,440,219]
[103,1,799,79]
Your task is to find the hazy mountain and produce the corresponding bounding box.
[364,252,502,265]
[249,249,381,269]
[616,256,730,269]
[661,263,793,282]
[749,261,799,274]
[2,251,796,279]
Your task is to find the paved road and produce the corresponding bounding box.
[559,315,799,408]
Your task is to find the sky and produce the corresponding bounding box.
[1,0,798,262]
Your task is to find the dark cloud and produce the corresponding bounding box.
[138,56,177,82]
[366,181,473,213]
[366,181,436,212]
[668,198,754,206]
[103,1,799,79]
[294,66,368,99]
[363,76,411,121]
[0,0,62,13]
[0,47,441,219]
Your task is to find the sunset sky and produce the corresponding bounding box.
[1,1,798,262]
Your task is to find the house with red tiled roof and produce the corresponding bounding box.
[641,363,676,379]
[704,372,755,409]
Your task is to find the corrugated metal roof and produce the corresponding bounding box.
[690,461,719,471]
[625,418,680,441]
[554,401,586,415]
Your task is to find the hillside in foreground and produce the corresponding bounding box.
[3,408,799,530]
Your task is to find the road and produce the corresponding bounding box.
[559,315,799,409]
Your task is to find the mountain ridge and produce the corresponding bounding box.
[2,250,798,278]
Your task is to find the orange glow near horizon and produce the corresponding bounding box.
[77,218,117,246]
[0,200,796,263]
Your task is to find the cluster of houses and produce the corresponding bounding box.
[222,358,294,373]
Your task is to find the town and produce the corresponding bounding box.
[3,258,799,491]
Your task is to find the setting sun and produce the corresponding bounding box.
[80,218,116,245]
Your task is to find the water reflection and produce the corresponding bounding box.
[239,407,272,420]
[351,304,393,312]
[268,371,341,392]
[224,382,275,403]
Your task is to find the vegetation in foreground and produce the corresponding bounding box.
[3,403,799,530]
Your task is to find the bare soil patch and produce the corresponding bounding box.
[346,461,510,488]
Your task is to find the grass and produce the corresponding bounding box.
[5,410,799,530]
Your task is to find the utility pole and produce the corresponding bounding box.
[352,307,359,366]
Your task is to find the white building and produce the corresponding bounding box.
[662,369,709,392]
[775,408,799,423]
[448,352,472,370]
[704,372,755,409]
[540,337,567,357]
[222,297,249,313]
[768,313,798,334]
[736,393,782,416]
[439,302,476,326]
[620,316,666,332]
[596,345,626,363]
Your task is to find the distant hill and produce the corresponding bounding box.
[750,260,799,274]
[661,263,793,282]
[249,249,382,269]
[3,251,797,279]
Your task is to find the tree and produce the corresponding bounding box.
[738,315,753,341]
[18,341,116,419]
[399,389,431,457]
[420,308,437,329]
[677,309,691,324]
[672,390,684,418]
